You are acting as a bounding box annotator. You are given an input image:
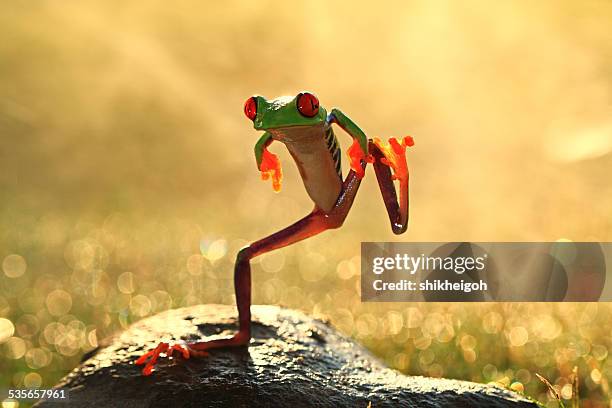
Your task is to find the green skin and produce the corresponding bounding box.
[136,92,409,376]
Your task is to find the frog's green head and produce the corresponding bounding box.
[244,92,327,130]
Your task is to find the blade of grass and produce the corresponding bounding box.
[571,366,579,408]
[536,373,564,408]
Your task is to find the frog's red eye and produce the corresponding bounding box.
[244,96,257,121]
[296,92,319,118]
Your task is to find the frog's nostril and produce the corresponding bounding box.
[244,97,257,121]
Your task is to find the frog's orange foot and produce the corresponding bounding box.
[372,136,414,183]
[136,341,208,376]
[260,148,282,192]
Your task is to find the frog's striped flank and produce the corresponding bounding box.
[325,126,342,179]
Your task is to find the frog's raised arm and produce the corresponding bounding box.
[327,108,369,179]
[327,108,369,155]
[254,131,282,192]
[254,131,273,169]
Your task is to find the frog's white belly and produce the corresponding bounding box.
[268,124,342,213]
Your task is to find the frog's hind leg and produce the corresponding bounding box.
[368,139,410,234]
[188,163,367,351]
[135,165,366,375]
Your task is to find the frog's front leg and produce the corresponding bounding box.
[327,108,369,178]
[135,162,366,376]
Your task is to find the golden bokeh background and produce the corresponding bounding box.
[1,1,612,406]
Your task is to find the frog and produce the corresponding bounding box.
[136,92,414,375]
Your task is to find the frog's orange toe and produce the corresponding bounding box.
[136,341,194,376]
[135,353,150,366]
[142,364,154,376]
[136,342,168,365]
[168,343,191,359]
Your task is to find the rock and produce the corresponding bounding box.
[35,305,538,408]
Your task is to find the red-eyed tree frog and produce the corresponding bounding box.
[136,92,414,375]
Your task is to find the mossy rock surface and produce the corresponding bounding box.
[35,304,538,408]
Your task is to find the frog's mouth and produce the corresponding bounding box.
[267,123,326,144]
